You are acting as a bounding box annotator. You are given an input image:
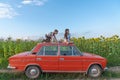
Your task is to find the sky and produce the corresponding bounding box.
[0,0,120,39]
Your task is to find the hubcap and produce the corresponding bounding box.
[30,69,37,76]
[91,68,98,74]
[90,67,100,77]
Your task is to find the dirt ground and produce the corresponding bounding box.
[108,66,120,73]
[0,69,22,73]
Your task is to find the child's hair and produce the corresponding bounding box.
[54,29,58,33]
[64,29,69,39]
[65,29,69,32]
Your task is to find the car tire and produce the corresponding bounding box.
[25,66,41,79]
[87,65,102,78]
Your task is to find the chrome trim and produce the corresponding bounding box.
[7,65,16,69]
[36,58,42,61]
[30,69,37,75]
[59,58,64,61]
[104,67,108,71]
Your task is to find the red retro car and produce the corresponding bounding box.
[8,42,107,79]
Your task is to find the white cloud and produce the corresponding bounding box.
[22,0,32,5]
[0,3,18,19]
[22,0,47,6]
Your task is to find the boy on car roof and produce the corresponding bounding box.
[43,29,58,42]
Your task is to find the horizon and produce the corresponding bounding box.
[0,32,119,40]
[0,0,120,39]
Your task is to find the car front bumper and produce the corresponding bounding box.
[7,64,16,69]
[104,67,108,71]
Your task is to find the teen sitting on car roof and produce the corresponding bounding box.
[64,28,71,43]
[42,29,58,42]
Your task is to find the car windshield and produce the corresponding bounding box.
[30,47,36,54]
[74,46,83,56]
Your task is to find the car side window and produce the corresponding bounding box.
[60,46,80,56]
[37,46,58,56]
[45,46,58,55]
[60,46,72,56]
[37,47,44,55]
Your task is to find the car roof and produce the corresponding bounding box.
[38,42,75,46]
[32,42,75,53]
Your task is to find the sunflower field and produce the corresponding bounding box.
[0,38,39,69]
[0,35,120,69]
[72,35,120,66]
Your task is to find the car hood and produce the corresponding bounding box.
[10,51,30,58]
[83,52,104,59]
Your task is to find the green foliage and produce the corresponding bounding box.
[72,35,120,66]
[0,58,8,69]
[0,38,39,68]
[0,35,120,69]
[0,72,120,79]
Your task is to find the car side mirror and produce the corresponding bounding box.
[32,52,36,55]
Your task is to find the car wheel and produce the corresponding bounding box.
[87,65,102,78]
[25,66,41,79]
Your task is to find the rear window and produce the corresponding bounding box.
[60,46,81,56]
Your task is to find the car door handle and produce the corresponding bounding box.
[36,58,42,61]
[59,58,64,61]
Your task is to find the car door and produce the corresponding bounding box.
[36,45,59,71]
[59,46,83,72]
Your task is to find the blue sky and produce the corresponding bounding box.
[0,0,120,39]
